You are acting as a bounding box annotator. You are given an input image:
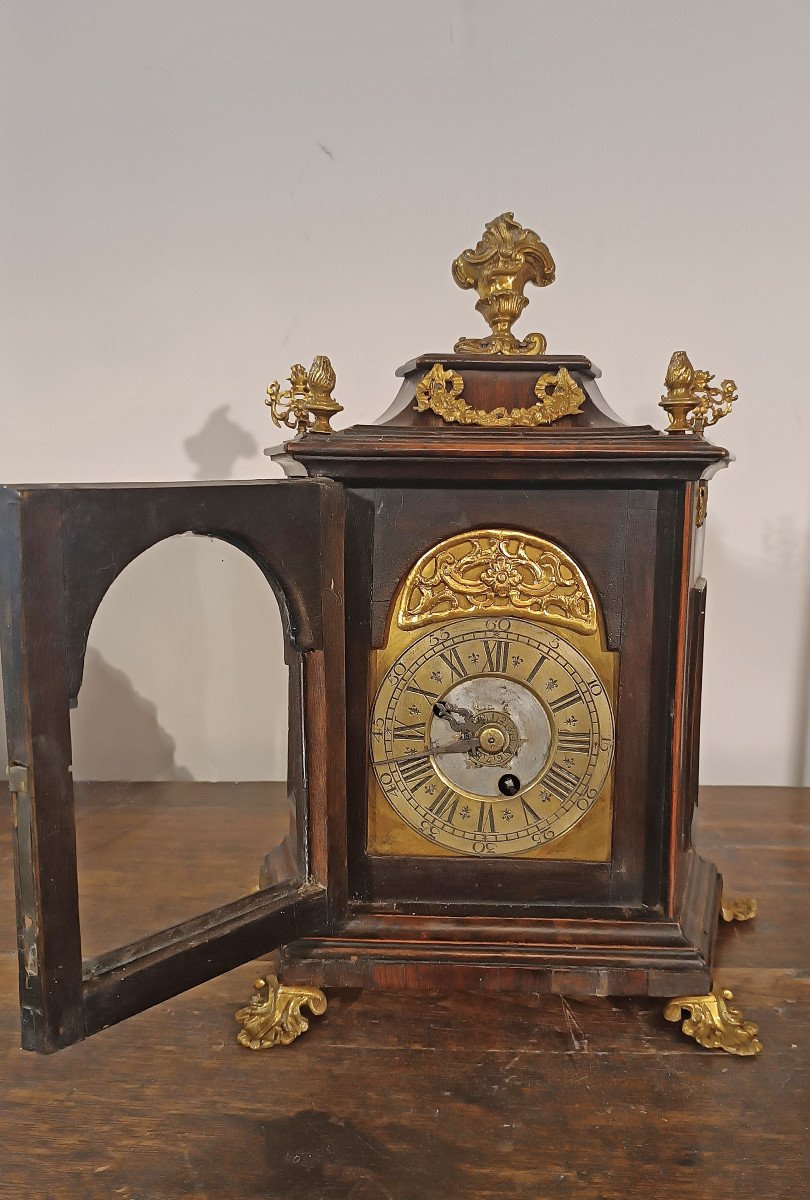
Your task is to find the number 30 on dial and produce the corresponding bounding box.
[370,617,615,856]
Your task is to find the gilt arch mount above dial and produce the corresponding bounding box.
[396,529,598,635]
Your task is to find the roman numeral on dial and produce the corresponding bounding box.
[393,721,426,741]
[405,682,439,701]
[542,762,580,801]
[482,640,510,673]
[477,802,496,833]
[438,647,467,680]
[427,786,459,822]
[557,730,591,753]
[526,653,547,683]
[520,796,541,823]
[548,689,580,714]
[398,754,434,791]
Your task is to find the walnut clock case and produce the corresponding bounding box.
[1,214,760,1058]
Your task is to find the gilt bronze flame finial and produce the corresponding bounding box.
[265,355,342,435]
[660,351,737,434]
[452,213,555,356]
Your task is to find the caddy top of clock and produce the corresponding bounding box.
[260,212,738,1004]
[268,211,735,482]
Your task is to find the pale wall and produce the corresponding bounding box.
[1,1,808,783]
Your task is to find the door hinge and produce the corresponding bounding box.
[7,764,39,983]
[8,765,30,797]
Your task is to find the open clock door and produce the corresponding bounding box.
[0,479,346,1053]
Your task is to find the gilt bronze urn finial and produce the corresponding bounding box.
[452,212,556,355]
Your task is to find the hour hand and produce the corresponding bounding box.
[432,699,475,734]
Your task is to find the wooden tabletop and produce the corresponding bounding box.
[0,783,807,1198]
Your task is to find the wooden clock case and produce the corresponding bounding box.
[272,350,728,1001]
[1,214,740,1054]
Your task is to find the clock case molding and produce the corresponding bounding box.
[0,266,732,1054]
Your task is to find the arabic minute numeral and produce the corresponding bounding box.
[428,628,450,646]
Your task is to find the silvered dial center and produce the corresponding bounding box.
[429,677,551,800]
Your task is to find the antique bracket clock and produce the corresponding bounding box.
[1,214,760,1058]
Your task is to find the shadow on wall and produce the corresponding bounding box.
[183,405,259,480]
[703,511,810,786]
[2,532,288,782]
[70,649,193,782]
[0,406,273,773]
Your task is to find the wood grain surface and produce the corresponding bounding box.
[0,782,807,1199]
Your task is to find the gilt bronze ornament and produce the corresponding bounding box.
[235,976,327,1050]
[664,988,762,1056]
[660,351,737,434]
[414,362,585,427]
[720,895,758,922]
[452,212,555,355]
[397,529,597,633]
[266,354,342,435]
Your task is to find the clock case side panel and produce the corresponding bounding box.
[667,482,717,921]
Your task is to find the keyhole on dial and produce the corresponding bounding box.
[498,773,521,797]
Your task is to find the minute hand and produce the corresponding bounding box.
[373,737,479,768]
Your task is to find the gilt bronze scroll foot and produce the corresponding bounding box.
[235,975,327,1050]
[720,894,758,922]
[663,987,762,1056]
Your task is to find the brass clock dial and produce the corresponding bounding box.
[370,617,615,856]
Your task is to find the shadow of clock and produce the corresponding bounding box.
[71,648,193,782]
[183,404,260,480]
[256,1109,466,1200]
[128,1106,467,1200]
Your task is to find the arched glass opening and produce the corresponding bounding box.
[71,533,292,956]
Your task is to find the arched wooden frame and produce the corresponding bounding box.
[0,480,346,1053]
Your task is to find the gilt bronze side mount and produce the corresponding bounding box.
[266,355,342,435]
[660,351,737,434]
